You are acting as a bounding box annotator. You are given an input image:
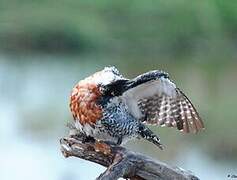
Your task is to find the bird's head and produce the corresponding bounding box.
[83,66,129,97]
[70,66,127,125]
[91,66,125,86]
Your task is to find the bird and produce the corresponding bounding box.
[69,66,204,150]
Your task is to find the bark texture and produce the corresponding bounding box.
[60,132,199,180]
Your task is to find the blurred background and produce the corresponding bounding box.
[0,1,237,179]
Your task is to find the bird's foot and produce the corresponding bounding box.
[82,135,96,143]
[69,133,95,143]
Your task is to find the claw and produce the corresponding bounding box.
[82,135,95,143]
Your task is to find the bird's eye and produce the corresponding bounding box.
[98,84,105,92]
[99,84,110,95]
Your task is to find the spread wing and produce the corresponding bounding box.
[121,70,204,133]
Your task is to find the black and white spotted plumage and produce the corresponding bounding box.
[98,98,163,148]
[71,66,204,149]
[137,88,204,133]
[113,70,204,134]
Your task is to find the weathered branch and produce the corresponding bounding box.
[60,132,199,180]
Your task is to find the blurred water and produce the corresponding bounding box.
[0,55,236,180]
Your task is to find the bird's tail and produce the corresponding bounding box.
[138,124,164,150]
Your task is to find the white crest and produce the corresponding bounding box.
[92,66,125,85]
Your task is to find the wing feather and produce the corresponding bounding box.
[121,71,204,133]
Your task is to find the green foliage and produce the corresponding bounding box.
[0,0,237,62]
